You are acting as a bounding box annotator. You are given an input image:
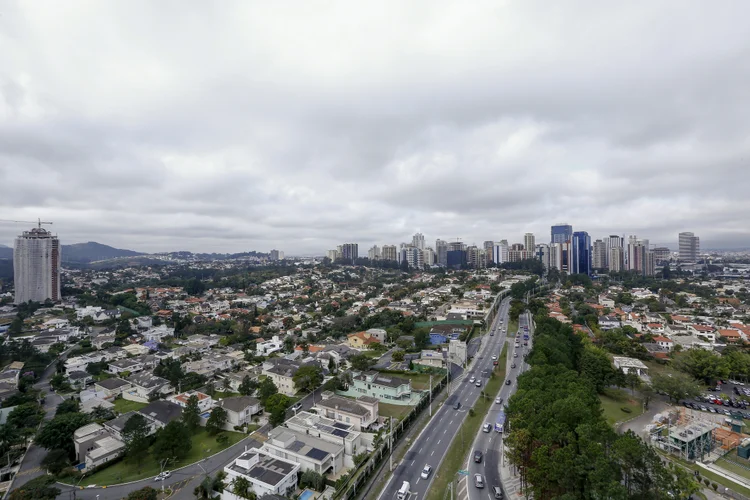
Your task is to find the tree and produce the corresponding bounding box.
[674,348,729,384]
[641,384,655,409]
[578,346,617,393]
[238,376,258,396]
[41,448,69,474]
[123,413,151,469]
[9,317,24,336]
[8,474,60,500]
[55,398,79,415]
[206,407,228,435]
[126,486,159,500]
[182,395,201,431]
[154,358,184,388]
[265,393,291,426]
[293,365,323,393]
[327,357,337,374]
[194,473,225,500]
[36,412,90,458]
[7,403,44,434]
[300,469,325,491]
[232,476,252,499]
[652,372,701,403]
[349,354,375,371]
[414,328,430,350]
[185,278,206,296]
[257,378,278,405]
[152,420,192,462]
[392,350,405,362]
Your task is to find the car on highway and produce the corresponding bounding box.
[475,380,481,387]
[474,450,483,463]
[454,401,461,410]
[469,376,475,383]
[155,471,171,481]
[505,379,511,385]
[495,397,503,404]
[491,355,497,360]
[474,474,485,488]
[291,403,302,412]
[483,423,492,432]
[511,363,516,369]
[513,353,518,358]
[421,465,432,479]
[492,486,504,498]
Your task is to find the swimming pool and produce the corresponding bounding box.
[299,489,315,500]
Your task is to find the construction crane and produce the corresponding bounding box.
[0,218,53,229]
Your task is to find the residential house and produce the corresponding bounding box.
[256,336,284,356]
[262,427,344,475]
[138,400,183,430]
[285,411,364,467]
[74,423,125,470]
[142,324,175,343]
[415,350,445,369]
[347,331,381,349]
[690,324,717,342]
[314,392,378,431]
[81,397,115,415]
[122,344,150,357]
[104,411,145,441]
[170,391,214,412]
[598,295,615,308]
[67,371,93,389]
[349,371,413,403]
[216,396,261,429]
[107,358,144,376]
[262,358,303,396]
[599,315,621,331]
[222,450,299,499]
[428,324,469,344]
[646,323,666,335]
[718,329,743,344]
[94,378,132,399]
[364,328,387,342]
[221,370,258,393]
[123,372,170,402]
[652,336,674,351]
[92,333,115,349]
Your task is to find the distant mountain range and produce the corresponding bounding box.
[0,241,143,263]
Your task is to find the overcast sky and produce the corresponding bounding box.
[1,1,750,255]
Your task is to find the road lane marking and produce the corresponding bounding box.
[431,450,435,456]
[437,439,441,445]
[419,447,423,453]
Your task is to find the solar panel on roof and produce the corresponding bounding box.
[306,448,328,460]
[332,429,349,438]
[333,422,349,429]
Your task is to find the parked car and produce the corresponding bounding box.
[513,353,518,358]
[492,486,504,498]
[470,377,475,383]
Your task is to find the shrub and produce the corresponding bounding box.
[712,483,718,492]
[620,407,632,413]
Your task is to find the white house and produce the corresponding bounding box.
[222,449,299,500]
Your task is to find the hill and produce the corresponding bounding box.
[62,242,143,263]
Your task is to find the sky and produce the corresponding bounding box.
[1,1,750,255]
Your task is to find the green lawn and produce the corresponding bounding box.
[379,403,414,422]
[213,390,241,399]
[79,429,246,486]
[408,373,445,391]
[426,370,505,500]
[507,319,519,337]
[657,450,750,497]
[716,455,750,482]
[599,388,643,425]
[113,398,147,414]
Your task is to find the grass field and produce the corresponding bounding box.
[507,319,519,337]
[716,455,750,482]
[599,387,643,425]
[426,362,505,500]
[213,390,241,399]
[113,398,147,414]
[657,449,750,497]
[79,429,246,486]
[409,373,444,391]
[379,402,414,422]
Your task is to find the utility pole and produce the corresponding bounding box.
[429,374,433,416]
[389,416,394,471]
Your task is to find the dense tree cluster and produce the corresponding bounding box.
[506,317,699,499]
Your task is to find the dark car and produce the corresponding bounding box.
[505,379,511,385]
[454,401,461,410]
[474,450,483,463]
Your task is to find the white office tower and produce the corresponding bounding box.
[549,243,561,270]
[326,249,340,261]
[592,240,607,270]
[412,232,425,251]
[524,233,535,252]
[422,247,435,267]
[605,235,623,269]
[382,245,397,261]
[678,232,700,262]
[608,247,624,272]
[535,244,550,269]
[492,241,509,264]
[404,246,424,269]
[14,227,61,304]
[367,245,381,260]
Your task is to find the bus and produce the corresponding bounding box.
[495,411,506,432]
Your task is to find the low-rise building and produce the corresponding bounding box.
[613,357,649,379]
[74,423,125,470]
[347,331,381,349]
[222,449,299,499]
[94,378,132,399]
[285,411,363,467]
[263,427,345,475]
[216,396,261,429]
[314,392,378,431]
[262,359,302,396]
[124,372,171,402]
[67,371,93,389]
[349,371,413,404]
[108,358,144,375]
[599,315,621,331]
[170,391,214,412]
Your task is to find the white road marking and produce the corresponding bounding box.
[416,478,420,484]
[431,450,435,456]
[437,439,441,445]
[419,447,423,453]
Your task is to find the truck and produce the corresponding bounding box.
[495,411,506,432]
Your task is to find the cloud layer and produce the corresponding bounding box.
[2,1,750,254]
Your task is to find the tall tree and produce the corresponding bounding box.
[36,412,90,459]
[257,378,278,405]
[182,395,201,431]
[651,372,701,403]
[152,420,192,462]
[232,475,251,499]
[123,413,151,469]
[238,376,258,396]
[206,407,227,435]
[265,393,290,427]
[349,354,375,371]
[293,365,323,393]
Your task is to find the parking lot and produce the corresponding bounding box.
[682,381,750,420]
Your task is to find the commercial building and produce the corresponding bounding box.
[535,244,550,269]
[524,233,535,252]
[492,241,509,265]
[572,231,591,275]
[412,232,425,250]
[608,247,624,272]
[341,243,358,263]
[367,245,381,260]
[435,239,448,267]
[653,247,671,264]
[605,235,624,269]
[551,223,573,244]
[381,245,398,262]
[678,232,700,262]
[592,239,607,270]
[13,226,61,304]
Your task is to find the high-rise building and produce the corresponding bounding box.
[13,227,61,304]
[412,232,425,251]
[435,239,448,267]
[535,244,550,269]
[626,236,653,275]
[466,246,486,268]
[644,249,656,277]
[326,249,340,261]
[422,248,435,267]
[592,240,607,270]
[572,231,592,275]
[269,249,280,261]
[492,241,509,265]
[653,247,671,264]
[382,245,397,261]
[341,243,358,263]
[678,232,700,262]
[551,223,573,244]
[367,245,381,260]
[608,247,624,272]
[524,233,535,252]
[605,235,623,269]
[483,241,494,264]
[403,246,424,269]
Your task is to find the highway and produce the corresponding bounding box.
[467,311,534,500]
[377,298,512,500]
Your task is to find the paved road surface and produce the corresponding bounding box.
[468,312,534,500]
[377,298,512,500]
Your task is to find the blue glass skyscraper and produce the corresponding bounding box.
[551,224,573,244]
[572,231,592,275]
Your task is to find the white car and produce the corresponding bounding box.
[495,397,502,404]
[491,355,497,360]
[469,377,475,383]
[421,465,432,479]
[155,471,171,481]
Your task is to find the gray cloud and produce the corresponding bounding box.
[1,0,750,254]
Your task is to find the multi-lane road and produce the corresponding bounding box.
[468,311,534,500]
[377,298,512,500]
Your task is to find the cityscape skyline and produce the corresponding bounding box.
[2,3,750,254]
